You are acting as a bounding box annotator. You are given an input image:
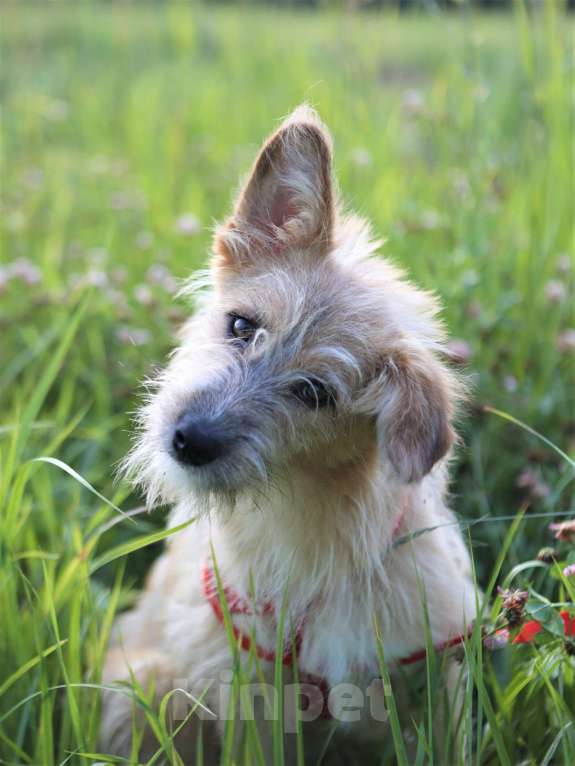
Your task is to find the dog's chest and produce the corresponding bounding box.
[202,566,403,686]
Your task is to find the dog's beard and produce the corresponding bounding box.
[120,364,345,515]
[176,446,271,497]
[120,428,275,513]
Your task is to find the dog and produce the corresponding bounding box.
[101,105,478,763]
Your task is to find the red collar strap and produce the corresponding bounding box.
[204,494,574,676]
[202,573,472,673]
[203,564,303,667]
[202,500,477,670]
[203,501,411,666]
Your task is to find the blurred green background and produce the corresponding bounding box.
[0,2,573,762]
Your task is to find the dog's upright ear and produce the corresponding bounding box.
[214,105,335,266]
[361,343,459,484]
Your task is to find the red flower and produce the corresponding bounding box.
[513,621,542,644]
[512,611,575,644]
[561,611,575,636]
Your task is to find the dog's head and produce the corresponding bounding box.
[125,106,462,507]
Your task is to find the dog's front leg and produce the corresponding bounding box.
[100,645,221,763]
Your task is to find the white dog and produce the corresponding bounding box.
[101,105,478,763]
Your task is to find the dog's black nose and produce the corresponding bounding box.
[171,415,226,467]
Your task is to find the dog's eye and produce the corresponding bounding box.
[228,315,257,342]
[291,378,335,409]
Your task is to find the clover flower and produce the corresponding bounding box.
[497,587,529,628]
[550,520,575,543]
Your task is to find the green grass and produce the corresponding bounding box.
[0,2,574,764]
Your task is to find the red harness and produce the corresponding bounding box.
[202,564,301,667]
[202,500,474,675]
[203,502,575,689]
[202,562,472,670]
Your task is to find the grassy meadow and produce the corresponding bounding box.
[1,2,574,764]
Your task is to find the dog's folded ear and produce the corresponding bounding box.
[361,344,459,484]
[214,104,335,266]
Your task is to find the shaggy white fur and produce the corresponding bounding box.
[101,105,478,763]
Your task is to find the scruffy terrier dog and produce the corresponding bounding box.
[101,106,477,763]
